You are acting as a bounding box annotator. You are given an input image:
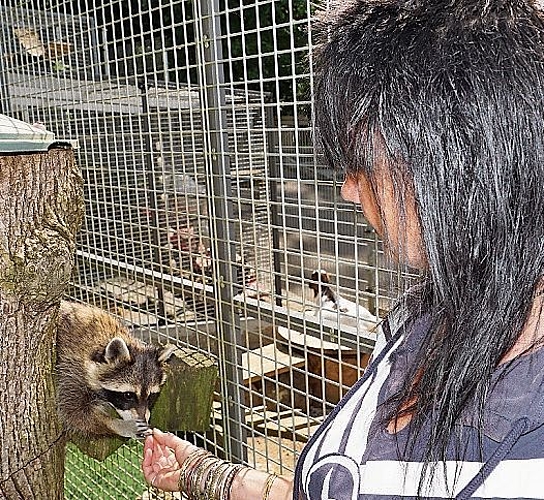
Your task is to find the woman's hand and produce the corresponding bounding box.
[141,428,199,491]
[142,428,294,499]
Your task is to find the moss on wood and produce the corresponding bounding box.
[150,346,218,432]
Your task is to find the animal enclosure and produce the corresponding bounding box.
[0,0,415,498]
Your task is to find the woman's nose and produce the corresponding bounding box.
[340,176,360,204]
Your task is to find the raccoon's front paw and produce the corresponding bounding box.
[135,419,153,440]
[108,417,150,439]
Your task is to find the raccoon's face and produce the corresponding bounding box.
[89,337,174,438]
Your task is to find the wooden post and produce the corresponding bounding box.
[150,346,218,432]
[0,147,83,499]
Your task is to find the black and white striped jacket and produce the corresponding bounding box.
[295,312,544,499]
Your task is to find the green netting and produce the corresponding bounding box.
[64,441,147,499]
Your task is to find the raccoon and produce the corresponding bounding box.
[56,301,174,439]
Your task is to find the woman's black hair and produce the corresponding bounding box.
[315,0,544,495]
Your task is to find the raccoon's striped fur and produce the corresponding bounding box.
[56,301,174,438]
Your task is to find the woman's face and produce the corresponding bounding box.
[341,171,427,270]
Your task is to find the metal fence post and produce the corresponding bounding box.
[0,35,12,116]
[265,106,284,307]
[140,86,168,323]
[194,0,247,464]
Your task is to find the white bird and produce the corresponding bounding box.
[309,270,379,332]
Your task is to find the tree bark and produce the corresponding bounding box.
[0,148,83,499]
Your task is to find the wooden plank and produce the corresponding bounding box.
[241,343,305,384]
[249,408,325,442]
[211,402,324,443]
[246,408,295,427]
[292,423,324,443]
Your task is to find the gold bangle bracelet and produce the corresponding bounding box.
[177,449,210,494]
[262,473,278,500]
[189,456,219,498]
[222,464,246,500]
[205,460,230,499]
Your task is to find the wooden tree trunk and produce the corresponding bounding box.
[0,148,83,499]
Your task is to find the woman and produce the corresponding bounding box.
[142,0,544,498]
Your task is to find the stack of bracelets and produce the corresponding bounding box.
[177,449,278,500]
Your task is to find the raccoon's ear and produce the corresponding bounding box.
[104,337,131,364]
[157,344,177,363]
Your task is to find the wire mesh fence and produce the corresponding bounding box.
[1,0,416,498]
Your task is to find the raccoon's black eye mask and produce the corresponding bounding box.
[101,389,139,410]
[147,392,160,408]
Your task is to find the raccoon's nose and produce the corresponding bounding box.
[135,404,150,423]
